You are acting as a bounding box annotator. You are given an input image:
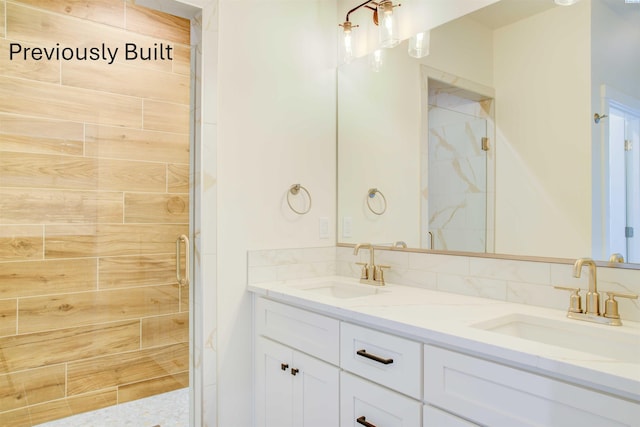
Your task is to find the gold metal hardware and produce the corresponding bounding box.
[553,286,583,313]
[609,253,625,263]
[555,258,639,326]
[353,243,389,286]
[573,258,599,315]
[355,262,368,280]
[604,291,639,320]
[340,0,401,31]
[176,234,190,287]
[625,139,632,151]
[481,137,490,151]
[375,265,390,284]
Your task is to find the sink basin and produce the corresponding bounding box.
[472,313,640,362]
[289,281,384,299]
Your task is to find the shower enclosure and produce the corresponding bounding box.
[0,1,192,425]
[424,78,493,253]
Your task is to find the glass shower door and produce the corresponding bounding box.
[427,106,488,252]
[0,1,192,425]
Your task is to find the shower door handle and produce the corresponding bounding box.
[176,234,190,286]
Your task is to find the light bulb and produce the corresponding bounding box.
[378,1,399,48]
[341,21,354,64]
[408,31,430,58]
[554,0,580,5]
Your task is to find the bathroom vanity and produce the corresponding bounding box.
[250,277,640,427]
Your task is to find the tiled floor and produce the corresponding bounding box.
[38,388,190,427]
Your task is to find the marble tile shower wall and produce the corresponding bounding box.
[0,1,190,425]
[248,247,640,323]
[424,89,494,253]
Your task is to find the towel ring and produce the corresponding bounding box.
[366,188,387,215]
[287,184,312,215]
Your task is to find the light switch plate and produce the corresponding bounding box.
[343,216,352,238]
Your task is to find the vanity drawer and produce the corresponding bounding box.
[423,405,479,427]
[341,371,421,427]
[255,297,339,365]
[340,322,422,399]
[424,345,640,427]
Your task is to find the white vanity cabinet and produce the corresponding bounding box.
[252,293,639,427]
[423,345,640,427]
[254,298,340,427]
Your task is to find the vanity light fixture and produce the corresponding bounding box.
[339,0,401,63]
[408,30,430,58]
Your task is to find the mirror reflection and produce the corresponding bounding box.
[337,0,640,263]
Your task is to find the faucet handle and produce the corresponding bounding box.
[375,265,391,284]
[604,291,639,320]
[355,262,368,280]
[554,286,583,313]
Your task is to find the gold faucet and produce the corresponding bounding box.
[555,257,638,326]
[573,258,600,315]
[353,243,389,286]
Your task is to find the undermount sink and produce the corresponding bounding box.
[472,313,640,362]
[289,280,385,299]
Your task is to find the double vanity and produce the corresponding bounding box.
[250,263,640,426]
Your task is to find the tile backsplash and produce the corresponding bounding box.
[248,246,640,322]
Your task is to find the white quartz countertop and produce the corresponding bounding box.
[248,276,640,401]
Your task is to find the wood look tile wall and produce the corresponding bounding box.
[0,1,191,425]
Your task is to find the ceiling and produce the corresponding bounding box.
[466,0,640,30]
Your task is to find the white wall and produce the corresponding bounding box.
[217,0,337,425]
[493,1,591,259]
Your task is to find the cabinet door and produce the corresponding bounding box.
[424,345,640,427]
[255,337,294,427]
[292,350,340,427]
[341,371,421,427]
